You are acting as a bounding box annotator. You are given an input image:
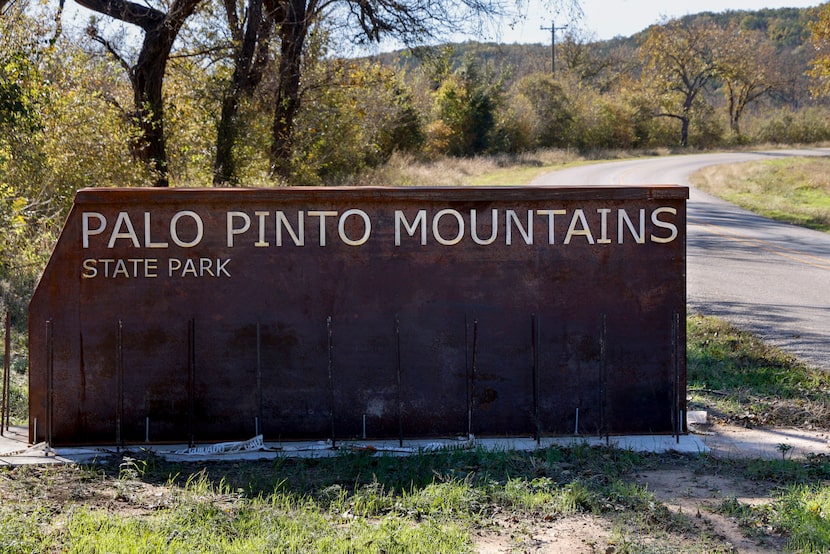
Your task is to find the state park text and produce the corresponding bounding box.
[79,205,680,279]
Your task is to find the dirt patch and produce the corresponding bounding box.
[634,468,787,553]
[468,466,788,553]
[474,512,613,553]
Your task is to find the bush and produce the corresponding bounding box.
[753,106,830,144]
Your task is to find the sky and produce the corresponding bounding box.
[59,0,826,55]
[487,0,824,44]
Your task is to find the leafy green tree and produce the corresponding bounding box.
[431,58,502,156]
[78,0,205,186]
[266,0,580,179]
[1,3,145,317]
[510,73,572,148]
[377,82,425,156]
[288,52,423,184]
[212,0,276,185]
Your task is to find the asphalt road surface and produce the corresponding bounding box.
[532,149,830,372]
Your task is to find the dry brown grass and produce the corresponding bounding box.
[340,149,593,187]
[691,158,830,232]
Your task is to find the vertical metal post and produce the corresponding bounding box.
[46,320,53,449]
[116,320,123,449]
[531,313,540,443]
[673,311,681,442]
[187,318,195,448]
[598,314,606,439]
[395,314,403,448]
[327,316,335,448]
[256,322,263,438]
[1,311,10,435]
[468,318,479,439]
[465,315,469,438]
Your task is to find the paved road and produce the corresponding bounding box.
[532,149,830,371]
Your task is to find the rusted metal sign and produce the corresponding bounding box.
[29,186,688,446]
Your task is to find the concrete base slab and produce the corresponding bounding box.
[1,427,708,465]
[5,422,829,466]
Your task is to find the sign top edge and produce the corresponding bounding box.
[74,185,690,203]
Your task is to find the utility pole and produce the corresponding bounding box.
[540,20,568,74]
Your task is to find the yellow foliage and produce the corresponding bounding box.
[808,2,830,96]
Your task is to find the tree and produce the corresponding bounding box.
[510,73,572,148]
[78,0,204,186]
[557,30,621,91]
[430,56,502,156]
[266,0,580,180]
[640,17,721,147]
[808,2,830,96]
[212,0,276,185]
[714,24,782,137]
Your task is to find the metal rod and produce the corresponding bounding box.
[599,314,606,439]
[327,316,335,448]
[362,414,366,440]
[255,416,259,436]
[531,313,540,443]
[2,311,10,435]
[46,320,54,449]
[673,313,678,440]
[188,318,195,448]
[395,314,403,448]
[469,318,479,438]
[116,320,123,450]
[574,408,579,435]
[256,322,263,438]
[465,314,470,438]
[145,417,150,443]
[33,417,37,445]
[671,311,679,442]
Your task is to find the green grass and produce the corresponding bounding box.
[774,484,830,552]
[687,314,830,427]
[2,323,28,425]
[0,445,729,553]
[717,481,830,553]
[57,497,472,553]
[691,158,830,232]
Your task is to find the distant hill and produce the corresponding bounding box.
[367,6,818,83]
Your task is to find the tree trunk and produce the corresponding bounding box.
[679,92,696,148]
[73,0,201,187]
[213,0,268,186]
[679,116,690,147]
[727,83,741,136]
[133,27,172,186]
[269,0,308,181]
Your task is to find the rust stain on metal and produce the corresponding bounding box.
[29,186,688,445]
